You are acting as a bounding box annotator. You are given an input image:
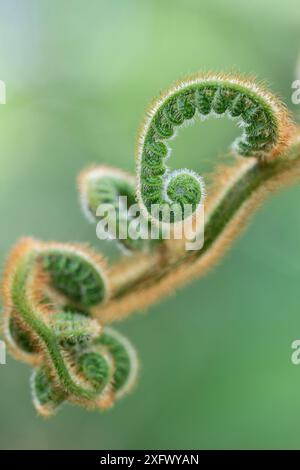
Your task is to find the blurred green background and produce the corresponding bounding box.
[0,0,300,450]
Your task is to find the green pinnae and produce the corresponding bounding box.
[177,93,196,120]
[212,87,233,114]
[146,141,168,158]
[51,312,99,348]
[95,328,135,394]
[153,110,174,138]
[229,92,245,117]
[42,251,106,307]
[164,97,185,125]
[194,87,215,115]
[9,316,38,354]
[142,165,165,179]
[79,351,110,391]
[32,366,65,411]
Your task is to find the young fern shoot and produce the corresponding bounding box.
[136,73,292,223]
[1,72,298,416]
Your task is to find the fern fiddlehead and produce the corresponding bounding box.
[1,72,298,416]
[136,73,292,223]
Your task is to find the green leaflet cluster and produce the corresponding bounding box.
[43,250,107,306]
[2,240,138,416]
[138,78,281,222]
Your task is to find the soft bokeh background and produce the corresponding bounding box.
[0,0,300,450]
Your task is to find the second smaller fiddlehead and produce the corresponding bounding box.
[79,165,162,253]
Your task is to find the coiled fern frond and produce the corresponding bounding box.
[136,73,293,223]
